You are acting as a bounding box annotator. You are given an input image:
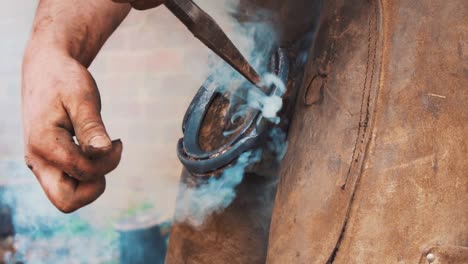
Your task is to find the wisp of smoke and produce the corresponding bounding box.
[174,150,262,226]
[171,0,290,228]
[247,73,286,123]
[174,76,288,228]
[2,182,117,264]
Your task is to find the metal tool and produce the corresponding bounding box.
[164,0,262,86]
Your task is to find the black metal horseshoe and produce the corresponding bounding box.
[177,48,289,175]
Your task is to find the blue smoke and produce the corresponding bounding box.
[173,1,289,228]
[174,150,262,227]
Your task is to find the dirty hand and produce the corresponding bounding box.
[22,49,123,213]
[112,0,165,10]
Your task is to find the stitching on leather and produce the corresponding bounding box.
[327,1,381,262]
[340,0,379,190]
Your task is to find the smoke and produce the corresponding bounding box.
[174,150,262,226]
[1,181,117,264]
[173,0,289,226]
[175,127,288,228]
[174,72,288,229]
[173,73,290,228]
[246,73,286,123]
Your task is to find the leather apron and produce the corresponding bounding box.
[267,0,468,263]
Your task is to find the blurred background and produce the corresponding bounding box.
[0,1,214,263]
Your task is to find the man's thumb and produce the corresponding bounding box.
[73,106,112,157]
[63,62,115,157]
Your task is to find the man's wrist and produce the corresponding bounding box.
[23,35,71,69]
[26,1,131,67]
[26,23,98,67]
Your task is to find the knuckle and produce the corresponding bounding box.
[27,136,42,155]
[60,148,77,167]
[51,193,79,214]
[70,165,94,181]
[91,179,107,202]
[79,120,103,136]
[55,149,87,180]
[55,201,78,214]
[24,154,35,171]
[97,179,106,195]
[49,191,77,214]
[70,165,86,180]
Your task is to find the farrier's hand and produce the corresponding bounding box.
[112,0,164,10]
[22,48,123,213]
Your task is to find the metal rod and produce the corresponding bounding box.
[164,0,262,86]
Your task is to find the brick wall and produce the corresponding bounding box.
[0,2,211,221]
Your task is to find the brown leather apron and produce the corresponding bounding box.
[267,0,468,263]
[166,0,468,263]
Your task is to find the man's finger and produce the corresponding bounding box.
[30,127,123,181]
[72,101,112,157]
[61,69,112,157]
[130,0,164,10]
[111,0,164,10]
[31,158,107,213]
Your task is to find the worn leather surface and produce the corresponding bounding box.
[419,246,468,264]
[267,0,468,263]
[166,170,278,264]
[0,237,14,264]
[266,0,382,262]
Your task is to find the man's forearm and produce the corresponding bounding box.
[27,0,131,66]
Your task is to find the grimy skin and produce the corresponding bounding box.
[22,0,163,213]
